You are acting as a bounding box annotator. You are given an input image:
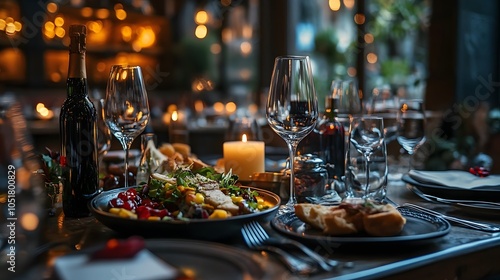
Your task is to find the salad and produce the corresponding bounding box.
[107,167,274,220]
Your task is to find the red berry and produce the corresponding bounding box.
[150,208,168,218]
[122,199,137,211]
[109,197,124,208]
[136,206,150,219]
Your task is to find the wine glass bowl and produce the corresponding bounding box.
[350,117,384,159]
[104,65,150,188]
[396,99,426,170]
[349,117,384,198]
[266,56,318,213]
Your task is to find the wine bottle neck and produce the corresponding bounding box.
[68,53,87,79]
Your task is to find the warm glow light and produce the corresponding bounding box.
[47,2,58,13]
[20,213,39,231]
[36,103,54,119]
[81,7,93,17]
[97,62,106,72]
[347,67,357,77]
[5,23,15,35]
[50,72,61,82]
[225,102,237,114]
[222,28,232,43]
[44,29,55,39]
[239,69,251,80]
[5,17,13,23]
[195,25,207,39]
[354,13,365,25]
[364,33,374,44]
[137,27,156,48]
[88,21,103,33]
[242,134,247,142]
[367,53,378,64]
[195,10,208,24]
[171,110,178,122]
[55,26,65,38]
[114,3,124,10]
[120,70,128,80]
[0,19,5,31]
[54,16,64,27]
[194,100,204,113]
[121,25,132,41]
[96,8,110,19]
[213,102,224,114]
[344,0,355,9]
[14,21,22,32]
[221,0,232,6]
[240,41,252,56]
[329,0,341,11]
[210,43,221,54]
[242,25,252,39]
[167,104,178,113]
[115,9,127,20]
[132,41,142,52]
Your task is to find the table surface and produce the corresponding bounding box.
[11,179,500,280]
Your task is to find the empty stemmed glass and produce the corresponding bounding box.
[396,99,426,170]
[266,55,319,213]
[331,79,362,129]
[96,99,111,164]
[349,117,385,197]
[104,65,150,188]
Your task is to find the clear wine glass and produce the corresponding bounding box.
[266,55,319,213]
[331,79,362,130]
[396,99,426,170]
[349,116,384,197]
[104,65,150,188]
[96,98,111,163]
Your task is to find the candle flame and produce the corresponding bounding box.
[172,110,178,121]
[242,134,247,142]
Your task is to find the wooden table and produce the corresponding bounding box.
[11,180,500,280]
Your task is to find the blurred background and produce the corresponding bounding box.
[0,0,499,172]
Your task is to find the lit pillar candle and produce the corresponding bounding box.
[223,134,265,182]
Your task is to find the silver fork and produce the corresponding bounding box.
[244,221,338,271]
[407,185,500,208]
[402,203,500,233]
[241,223,316,275]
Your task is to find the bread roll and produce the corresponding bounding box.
[294,201,406,237]
[172,143,191,158]
[159,143,176,157]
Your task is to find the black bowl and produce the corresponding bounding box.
[89,186,280,240]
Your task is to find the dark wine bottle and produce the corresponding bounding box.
[60,25,99,218]
[316,97,345,183]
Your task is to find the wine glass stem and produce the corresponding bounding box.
[408,150,414,171]
[286,141,299,207]
[365,154,371,198]
[123,142,132,188]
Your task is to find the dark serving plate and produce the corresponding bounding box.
[271,207,451,247]
[89,186,280,240]
[402,174,500,202]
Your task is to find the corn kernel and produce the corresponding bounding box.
[256,197,264,204]
[194,193,205,204]
[177,185,185,192]
[209,209,228,219]
[118,208,137,219]
[148,216,161,221]
[109,207,121,215]
[231,196,244,203]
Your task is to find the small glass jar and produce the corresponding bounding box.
[282,154,328,203]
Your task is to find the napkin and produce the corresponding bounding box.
[408,170,500,190]
[55,249,179,280]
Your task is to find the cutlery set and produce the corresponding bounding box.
[241,184,500,274]
[241,221,341,274]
